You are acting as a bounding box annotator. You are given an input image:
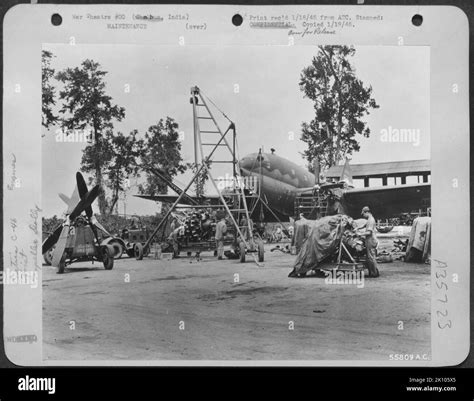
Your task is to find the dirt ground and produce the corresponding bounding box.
[43,236,430,362]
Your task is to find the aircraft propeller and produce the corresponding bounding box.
[76,172,110,235]
[50,184,100,268]
[41,172,101,267]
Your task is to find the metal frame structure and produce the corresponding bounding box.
[141,86,263,265]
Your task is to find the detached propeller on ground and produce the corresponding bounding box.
[41,172,100,267]
[76,172,110,235]
[51,184,100,267]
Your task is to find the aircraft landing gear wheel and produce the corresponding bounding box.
[102,245,114,270]
[134,243,144,260]
[257,240,264,262]
[239,241,246,263]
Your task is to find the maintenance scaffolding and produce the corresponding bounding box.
[140,86,264,265]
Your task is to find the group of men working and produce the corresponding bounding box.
[213,205,380,278]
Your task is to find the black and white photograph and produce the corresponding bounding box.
[2,9,471,398]
[39,42,433,362]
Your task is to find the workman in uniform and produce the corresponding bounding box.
[215,213,228,260]
[360,206,380,277]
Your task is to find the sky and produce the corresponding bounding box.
[42,44,430,216]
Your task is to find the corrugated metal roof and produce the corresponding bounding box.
[326,160,430,178]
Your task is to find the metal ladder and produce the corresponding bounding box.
[190,86,258,257]
[142,86,262,265]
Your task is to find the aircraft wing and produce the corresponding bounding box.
[294,187,315,196]
[134,194,221,206]
[341,183,430,219]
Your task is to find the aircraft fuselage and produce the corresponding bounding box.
[239,152,315,218]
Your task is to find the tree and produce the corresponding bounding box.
[138,118,187,195]
[41,50,58,129]
[42,215,63,234]
[101,130,144,215]
[299,45,379,170]
[56,59,125,214]
[186,161,210,199]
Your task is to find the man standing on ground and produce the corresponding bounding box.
[360,206,380,277]
[215,212,227,260]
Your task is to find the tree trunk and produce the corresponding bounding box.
[96,165,107,215]
[326,124,334,168]
[335,106,343,166]
[94,126,107,215]
[108,193,119,215]
[107,177,120,215]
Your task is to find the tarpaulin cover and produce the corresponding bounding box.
[291,219,317,253]
[289,215,350,277]
[405,216,431,263]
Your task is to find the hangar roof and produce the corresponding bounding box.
[326,159,431,179]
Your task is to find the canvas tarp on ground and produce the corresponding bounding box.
[289,214,351,277]
[405,216,431,263]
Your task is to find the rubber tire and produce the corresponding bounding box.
[135,243,144,260]
[43,246,54,266]
[126,247,135,258]
[257,240,264,262]
[103,245,114,270]
[109,240,124,259]
[239,241,246,263]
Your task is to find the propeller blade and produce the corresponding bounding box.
[51,225,70,267]
[59,187,81,214]
[42,224,63,254]
[69,185,100,221]
[76,172,93,218]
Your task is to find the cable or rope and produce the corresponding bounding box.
[201,90,243,177]
[203,93,233,124]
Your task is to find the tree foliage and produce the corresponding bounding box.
[79,130,144,215]
[41,50,58,129]
[138,118,187,195]
[55,59,125,213]
[186,160,210,199]
[299,45,379,170]
[45,58,187,216]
